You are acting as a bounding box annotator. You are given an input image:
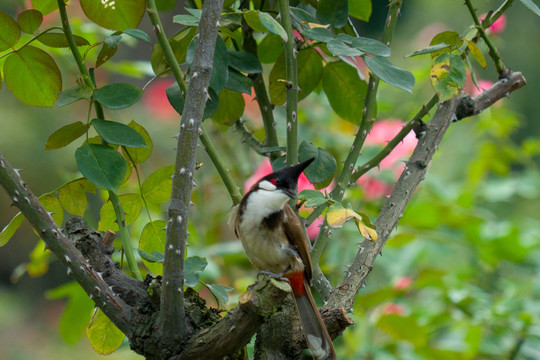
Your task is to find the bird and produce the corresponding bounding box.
[231,158,336,360]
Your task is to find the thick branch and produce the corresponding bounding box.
[326,72,526,310]
[0,154,133,335]
[155,0,225,347]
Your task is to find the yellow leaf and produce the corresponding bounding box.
[326,204,362,228]
[87,309,125,355]
[466,39,486,68]
[307,22,329,29]
[355,218,378,241]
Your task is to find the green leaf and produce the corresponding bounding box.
[173,13,200,26]
[46,282,94,344]
[75,144,128,191]
[185,256,208,287]
[3,45,61,107]
[243,10,268,33]
[258,33,283,64]
[299,141,337,184]
[466,39,486,68]
[37,32,89,48]
[96,41,118,67]
[378,314,428,346]
[32,0,57,15]
[59,179,92,217]
[156,0,176,11]
[430,53,466,101]
[40,194,63,225]
[138,249,164,263]
[98,193,142,231]
[186,36,229,94]
[258,11,288,42]
[211,88,245,126]
[326,39,364,57]
[80,0,145,31]
[0,10,21,52]
[298,189,328,207]
[429,31,460,58]
[364,56,415,93]
[322,60,368,124]
[270,48,323,105]
[87,309,125,355]
[227,50,263,74]
[520,0,540,16]
[91,119,147,148]
[166,82,219,120]
[290,7,319,24]
[121,121,153,163]
[56,85,92,107]
[0,212,24,247]
[225,68,253,95]
[123,28,151,43]
[141,165,174,204]
[302,27,335,42]
[45,122,89,150]
[206,283,233,305]
[405,43,450,57]
[352,37,390,57]
[348,0,372,22]
[26,239,51,277]
[139,220,167,274]
[17,9,43,34]
[94,83,142,110]
[317,0,349,28]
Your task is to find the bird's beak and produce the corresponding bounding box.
[283,188,297,199]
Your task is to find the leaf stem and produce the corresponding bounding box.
[109,191,142,280]
[277,0,299,166]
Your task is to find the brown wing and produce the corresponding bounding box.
[283,204,313,283]
[228,205,240,238]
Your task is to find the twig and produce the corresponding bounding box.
[464,0,506,75]
[57,0,140,280]
[310,0,403,268]
[325,72,526,311]
[200,126,243,205]
[241,25,280,161]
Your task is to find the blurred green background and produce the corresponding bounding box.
[1,0,539,359]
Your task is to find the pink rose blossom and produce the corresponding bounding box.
[471,80,494,97]
[383,303,406,316]
[480,13,507,35]
[143,79,177,121]
[357,119,417,199]
[394,276,412,290]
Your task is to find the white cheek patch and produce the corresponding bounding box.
[259,180,277,191]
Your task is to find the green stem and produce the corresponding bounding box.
[109,191,142,280]
[200,126,243,205]
[351,95,438,182]
[464,0,506,75]
[310,0,403,266]
[241,14,280,160]
[57,0,140,279]
[277,0,299,166]
[146,1,188,95]
[56,0,93,89]
[0,27,64,60]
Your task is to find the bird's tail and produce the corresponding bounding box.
[293,279,336,360]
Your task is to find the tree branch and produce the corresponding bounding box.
[0,154,133,335]
[325,72,526,310]
[149,0,225,348]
